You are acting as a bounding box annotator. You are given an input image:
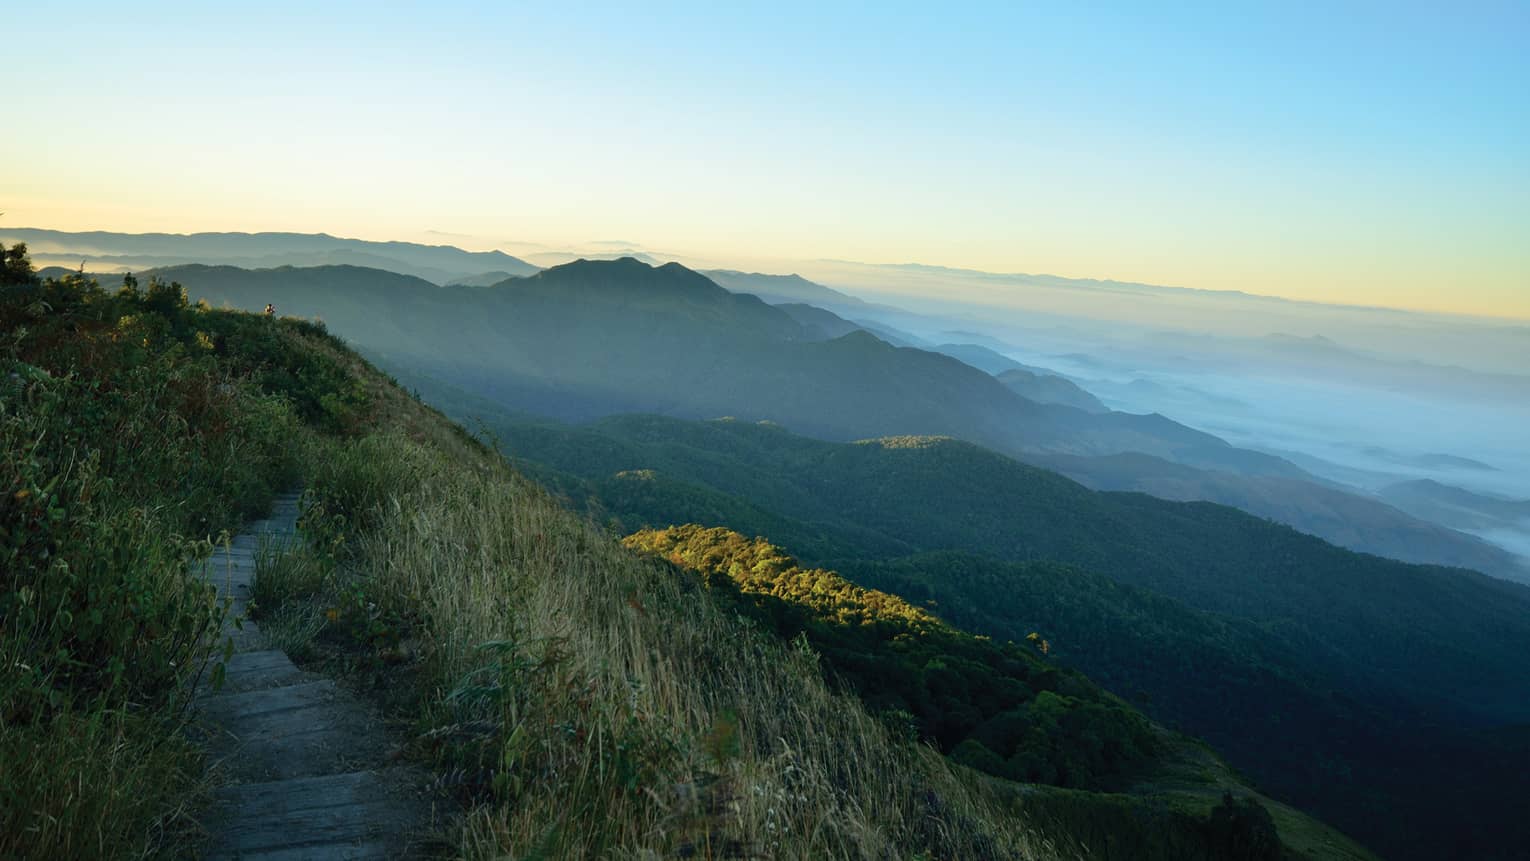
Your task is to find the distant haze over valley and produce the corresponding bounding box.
[14,226,1530,581]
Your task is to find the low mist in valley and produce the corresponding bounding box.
[782,260,1530,571]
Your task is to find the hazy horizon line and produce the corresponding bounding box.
[7,221,1529,326]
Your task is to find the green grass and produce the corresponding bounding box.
[249,536,330,660]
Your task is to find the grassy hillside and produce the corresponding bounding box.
[1,245,1054,858]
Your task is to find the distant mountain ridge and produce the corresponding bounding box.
[1034,450,1524,579]
[1379,479,1530,532]
[703,268,871,309]
[0,227,540,285]
[111,256,1522,579]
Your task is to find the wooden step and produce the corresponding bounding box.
[213,649,313,693]
[203,769,424,860]
[195,489,436,857]
[201,681,394,783]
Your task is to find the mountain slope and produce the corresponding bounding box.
[702,268,871,309]
[485,414,1530,719]
[1033,451,1524,578]
[137,259,1189,451]
[463,410,1530,860]
[627,526,1371,860]
[1379,478,1530,530]
[997,368,1109,412]
[932,342,1054,375]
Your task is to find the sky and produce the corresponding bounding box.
[6,1,1528,318]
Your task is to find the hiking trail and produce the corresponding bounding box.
[194,492,435,860]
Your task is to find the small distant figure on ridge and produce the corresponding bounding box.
[264,303,275,317]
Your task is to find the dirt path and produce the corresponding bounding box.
[194,492,436,860]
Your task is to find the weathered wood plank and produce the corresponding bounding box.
[204,770,422,859]
[201,681,394,782]
[214,649,310,693]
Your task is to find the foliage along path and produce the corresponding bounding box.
[194,492,432,859]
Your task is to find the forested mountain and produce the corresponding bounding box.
[118,257,1515,577]
[484,415,1530,719]
[458,410,1530,860]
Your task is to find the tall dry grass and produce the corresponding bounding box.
[303,429,1061,859]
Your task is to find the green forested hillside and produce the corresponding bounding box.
[625,525,1370,861]
[624,525,1160,791]
[490,415,1530,713]
[470,411,1530,860]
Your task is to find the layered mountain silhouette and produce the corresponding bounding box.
[1379,478,1530,531]
[702,268,872,310]
[0,228,539,284]
[131,256,1520,580]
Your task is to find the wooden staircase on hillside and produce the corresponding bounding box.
[194,492,434,860]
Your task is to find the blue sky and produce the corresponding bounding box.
[6,1,1528,316]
